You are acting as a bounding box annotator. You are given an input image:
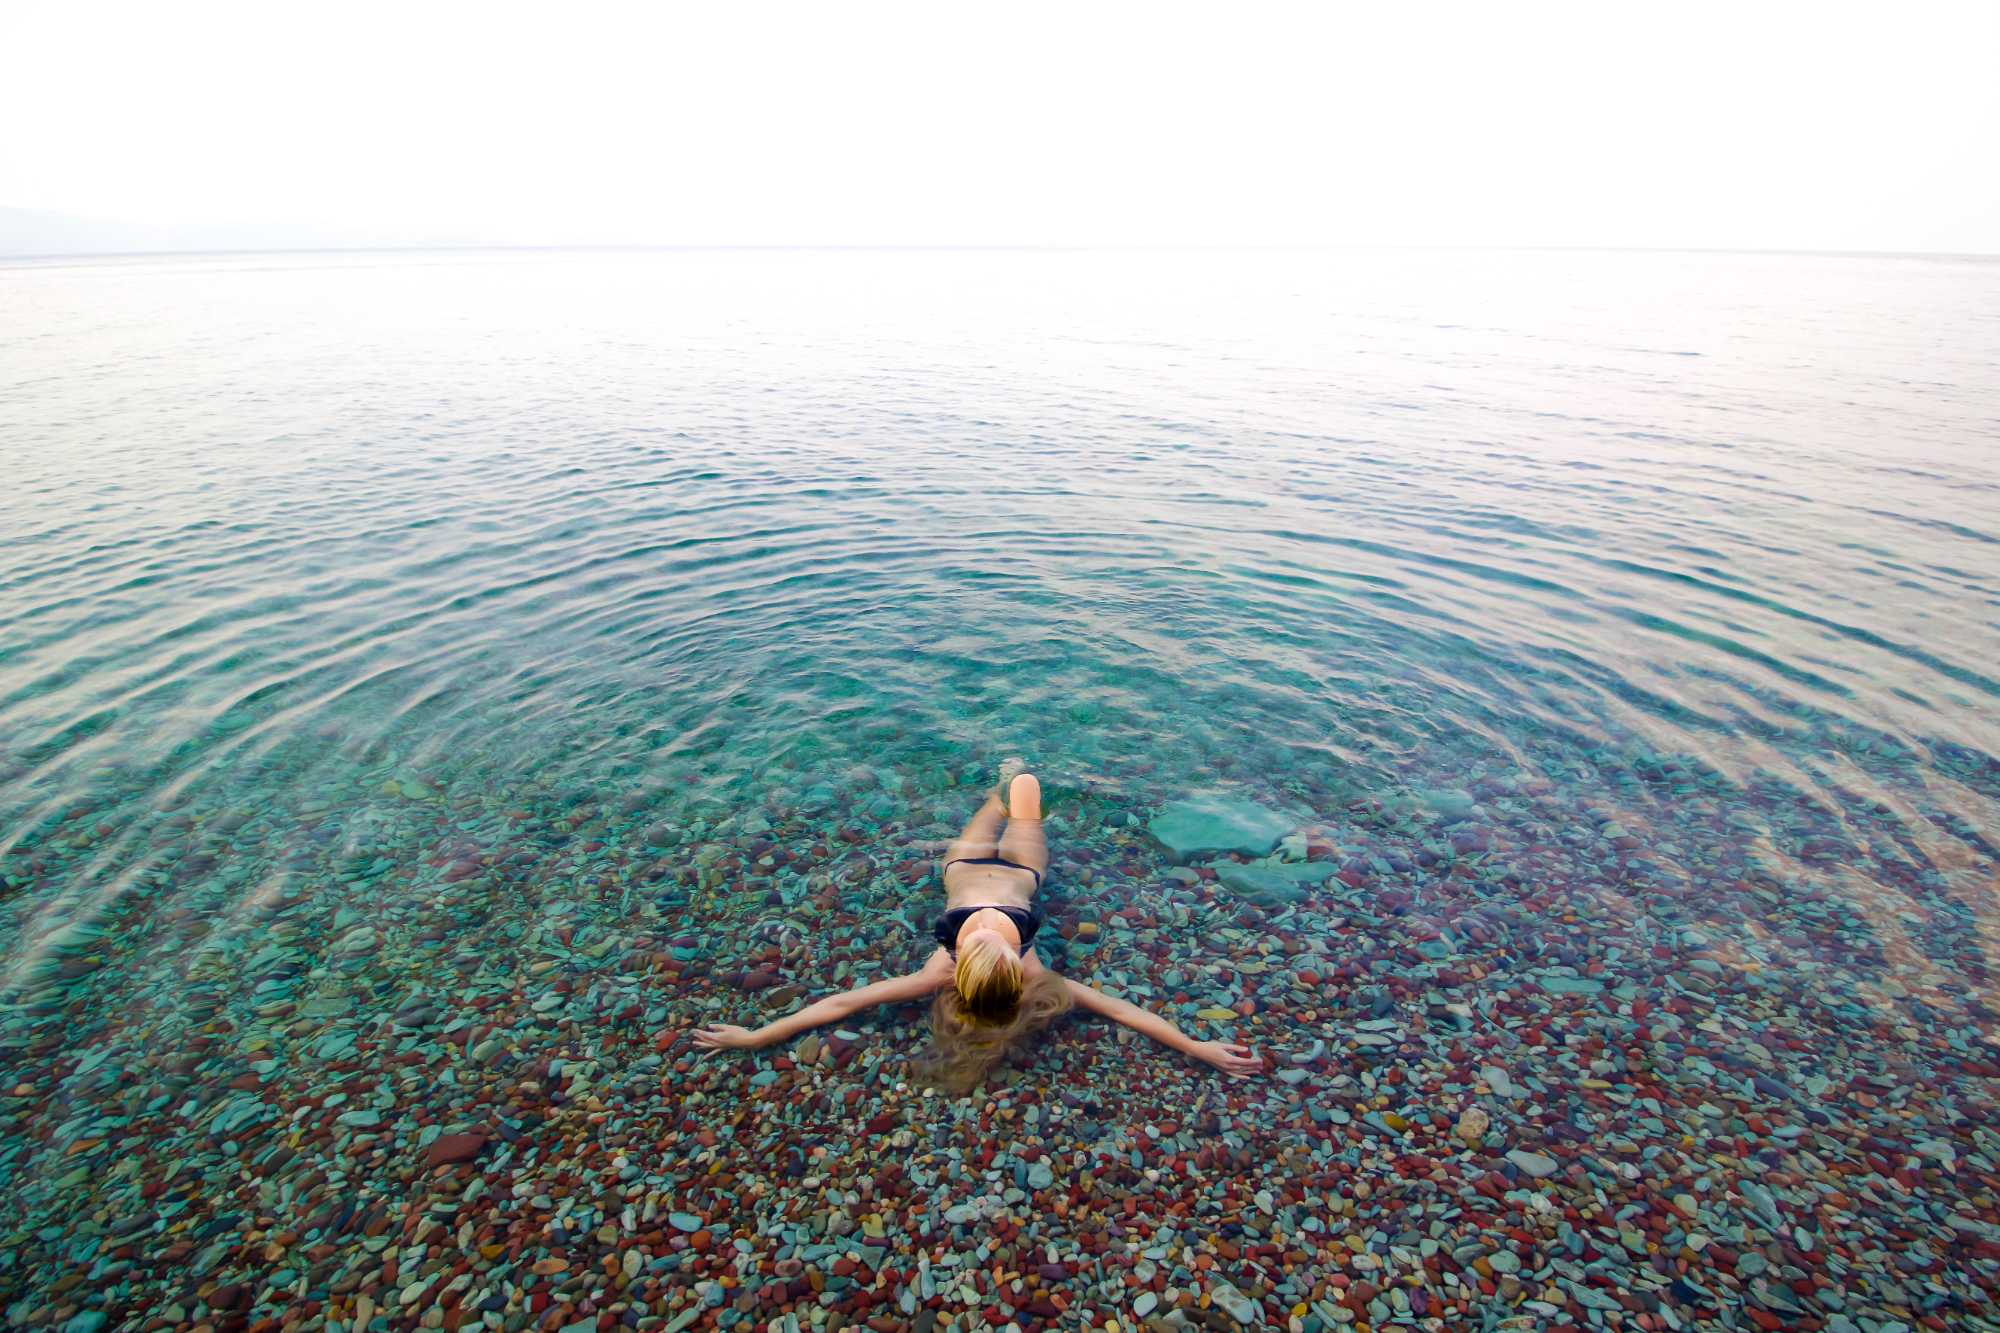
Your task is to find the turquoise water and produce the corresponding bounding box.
[7,250,1998,869]
[2,248,1999,1319]
[6,247,2000,993]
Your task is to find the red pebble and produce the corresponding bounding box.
[425,1133,486,1169]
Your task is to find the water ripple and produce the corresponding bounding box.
[0,246,1997,1028]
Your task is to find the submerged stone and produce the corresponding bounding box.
[1208,1282,1261,1326]
[1146,796,1296,863]
[1505,1148,1559,1178]
[1216,864,1314,906]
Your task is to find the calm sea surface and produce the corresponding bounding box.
[7,246,2000,990]
[2,248,1999,1295]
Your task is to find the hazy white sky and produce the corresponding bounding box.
[2,0,1995,252]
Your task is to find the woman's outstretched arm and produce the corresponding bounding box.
[690,948,954,1051]
[1063,978,1263,1079]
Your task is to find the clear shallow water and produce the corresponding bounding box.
[3,248,2000,1322]
[6,250,1999,893]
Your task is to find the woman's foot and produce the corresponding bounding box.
[991,757,1028,811]
[1007,772,1042,821]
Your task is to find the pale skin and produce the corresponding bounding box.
[692,772,1262,1079]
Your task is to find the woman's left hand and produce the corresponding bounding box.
[1188,1040,1263,1078]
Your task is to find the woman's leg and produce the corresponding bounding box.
[996,774,1047,879]
[944,794,1007,865]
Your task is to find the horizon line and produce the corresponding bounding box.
[3,241,1997,266]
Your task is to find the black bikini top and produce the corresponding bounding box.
[933,904,1043,957]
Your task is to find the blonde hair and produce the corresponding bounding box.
[915,960,1073,1097]
[952,935,1023,1026]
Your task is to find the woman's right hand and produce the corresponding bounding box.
[691,1024,762,1050]
[1187,1040,1263,1079]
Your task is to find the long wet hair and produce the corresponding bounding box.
[915,945,1073,1096]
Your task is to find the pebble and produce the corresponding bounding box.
[0,747,1997,1333]
[1453,1106,1489,1145]
[1502,1148,1559,1179]
[1207,1282,1261,1326]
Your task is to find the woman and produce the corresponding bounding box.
[691,767,1262,1092]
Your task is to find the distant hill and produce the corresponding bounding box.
[0,205,498,257]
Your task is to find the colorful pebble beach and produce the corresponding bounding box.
[3,248,1999,1333]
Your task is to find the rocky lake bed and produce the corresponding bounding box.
[4,746,1998,1333]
